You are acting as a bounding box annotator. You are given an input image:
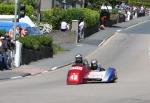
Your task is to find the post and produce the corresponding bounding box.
[13,0,18,40]
[71,20,79,44]
[14,41,22,67]
[82,0,85,8]
[37,0,41,23]
[12,0,18,68]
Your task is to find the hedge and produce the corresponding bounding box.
[0,4,34,18]
[0,29,6,36]
[18,35,53,50]
[41,8,100,30]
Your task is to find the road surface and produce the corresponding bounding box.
[0,20,150,103]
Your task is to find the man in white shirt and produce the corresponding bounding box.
[61,21,68,32]
[126,10,131,21]
[78,20,85,39]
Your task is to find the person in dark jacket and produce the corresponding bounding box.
[0,34,13,70]
[99,9,110,30]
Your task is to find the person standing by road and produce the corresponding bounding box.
[78,19,85,39]
[0,34,12,70]
[99,9,109,30]
[20,28,28,37]
[8,26,22,39]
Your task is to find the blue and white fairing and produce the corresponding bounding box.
[102,67,117,82]
[84,67,117,82]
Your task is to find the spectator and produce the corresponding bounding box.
[8,26,22,39]
[20,28,28,37]
[99,9,108,30]
[78,19,85,39]
[0,32,15,70]
[4,33,15,50]
[126,9,131,21]
[60,21,69,32]
[0,35,8,53]
[0,35,3,51]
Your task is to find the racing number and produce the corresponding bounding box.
[70,73,78,81]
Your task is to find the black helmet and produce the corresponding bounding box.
[91,59,98,70]
[75,53,83,64]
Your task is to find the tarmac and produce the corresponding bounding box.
[0,16,150,80]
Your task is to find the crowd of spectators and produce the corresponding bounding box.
[0,33,14,70]
[8,26,28,39]
[0,26,28,70]
[99,2,148,30]
[115,2,147,19]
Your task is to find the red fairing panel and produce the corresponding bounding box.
[67,64,89,85]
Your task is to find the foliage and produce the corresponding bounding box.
[0,29,6,36]
[81,8,99,27]
[87,0,118,10]
[65,8,84,23]
[0,4,14,15]
[25,5,35,17]
[88,0,106,10]
[0,4,34,17]
[43,7,66,29]
[37,35,53,46]
[20,0,37,6]
[42,8,99,30]
[0,0,12,4]
[111,8,119,14]
[128,0,150,7]
[18,35,53,50]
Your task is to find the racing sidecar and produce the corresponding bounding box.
[67,63,117,85]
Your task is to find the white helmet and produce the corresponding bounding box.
[75,53,83,64]
[91,59,98,70]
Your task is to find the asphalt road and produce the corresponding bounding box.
[0,19,150,103]
[0,16,149,80]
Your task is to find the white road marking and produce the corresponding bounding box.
[42,71,48,73]
[10,76,23,80]
[51,67,58,71]
[116,29,122,32]
[98,39,106,46]
[125,20,150,30]
[148,47,150,61]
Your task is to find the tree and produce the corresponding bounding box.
[0,0,12,4]
[19,0,41,22]
[20,0,37,7]
[85,0,109,10]
[128,0,150,7]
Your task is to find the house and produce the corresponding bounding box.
[41,0,54,10]
[41,0,85,10]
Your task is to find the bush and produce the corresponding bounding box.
[41,8,99,30]
[18,35,53,50]
[111,8,119,14]
[41,8,65,29]
[0,4,14,15]
[81,8,99,27]
[64,8,84,23]
[0,4,34,18]
[20,35,54,64]
[0,29,6,36]
[38,35,53,46]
